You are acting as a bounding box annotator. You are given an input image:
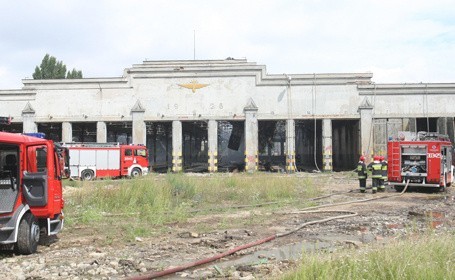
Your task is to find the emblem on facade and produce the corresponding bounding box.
[178,80,209,93]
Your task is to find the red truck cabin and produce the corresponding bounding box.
[0,132,64,254]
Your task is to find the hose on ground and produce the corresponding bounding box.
[126,209,358,280]
[126,180,410,280]
[294,179,411,212]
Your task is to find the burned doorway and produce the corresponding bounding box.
[258,120,286,172]
[37,123,62,142]
[0,123,22,133]
[72,122,97,142]
[182,121,208,172]
[146,122,172,173]
[295,120,323,171]
[107,122,132,144]
[218,121,245,172]
[416,117,438,133]
[332,120,360,171]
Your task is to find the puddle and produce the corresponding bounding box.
[213,240,332,269]
[213,233,360,270]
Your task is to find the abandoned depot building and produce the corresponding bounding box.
[1,58,455,172]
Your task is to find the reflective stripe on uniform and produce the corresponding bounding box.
[371,163,382,178]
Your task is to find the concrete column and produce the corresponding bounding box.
[358,98,374,162]
[446,117,455,144]
[132,113,146,145]
[97,121,107,143]
[437,117,455,144]
[437,117,446,135]
[244,99,258,172]
[62,122,72,142]
[208,120,218,172]
[172,120,183,172]
[408,118,417,133]
[131,100,146,145]
[21,102,37,133]
[322,118,333,172]
[286,119,296,173]
[22,114,37,134]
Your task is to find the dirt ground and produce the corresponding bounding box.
[1,172,454,279]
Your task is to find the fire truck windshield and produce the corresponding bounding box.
[135,149,147,157]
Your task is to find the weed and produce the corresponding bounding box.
[281,232,455,280]
[64,173,323,241]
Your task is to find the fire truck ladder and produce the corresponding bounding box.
[61,142,120,148]
[390,142,401,178]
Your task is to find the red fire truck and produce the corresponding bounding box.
[62,143,149,180]
[0,132,64,254]
[387,131,453,192]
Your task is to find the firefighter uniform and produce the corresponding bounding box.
[368,156,382,194]
[357,156,368,193]
[380,157,388,192]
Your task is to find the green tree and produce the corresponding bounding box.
[33,54,83,79]
[66,68,83,79]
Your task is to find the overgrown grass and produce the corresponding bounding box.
[64,173,322,240]
[281,232,455,280]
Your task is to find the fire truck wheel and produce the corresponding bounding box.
[81,169,94,181]
[131,167,142,178]
[16,213,39,255]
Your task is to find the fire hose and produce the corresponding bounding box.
[126,180,410,280]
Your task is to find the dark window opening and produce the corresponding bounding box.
[295,120,323,172]
[37,123,62,142]
[332,120,360,171]
[0,123,23,133]
[107,122,132,144]
[218,120,245,172]
[146,122,172,173]
[72,122,97,142]
[258,120,286,172]
[416,118,438,133]
[182,121,208,172]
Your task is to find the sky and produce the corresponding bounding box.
[0,0,454,89]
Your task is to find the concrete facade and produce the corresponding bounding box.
[1,59,455,172]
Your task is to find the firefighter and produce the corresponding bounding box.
[356,155,368,193]
[368,155,382,194]
[380,156,388,192]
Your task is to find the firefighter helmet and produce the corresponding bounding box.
[373,155,380,161]
[359,155,365,161]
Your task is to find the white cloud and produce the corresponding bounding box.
[0,0,454,88]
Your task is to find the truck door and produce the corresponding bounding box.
[441,146,453,185]
[134,148,148,168]
[0,144,19,213]
[22,145,48,207]
[121,148,134,175]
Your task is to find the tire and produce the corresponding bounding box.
[81,169,94,181]
[130,168,142,178]
[16,213,40,255]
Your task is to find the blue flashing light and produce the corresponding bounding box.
[24,132,46,139]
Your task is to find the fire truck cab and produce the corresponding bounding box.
[388,131,453,192]
[0,132,64,254]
